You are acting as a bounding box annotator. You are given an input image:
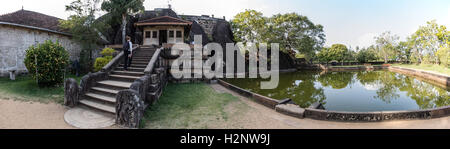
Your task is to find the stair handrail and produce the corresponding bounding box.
[102,45,140,73]
[116,46,168,128]
[144,47,164,75]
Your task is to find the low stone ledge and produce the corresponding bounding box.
[389,66,449,87]
[304,107,450,122]
[326,111,384,122]
[430,106,450,118]
[278,98,292,105]
[382,110,432,121]
[252,93,280,109]
[218,79,281,109]
[275,104,305,119]
[304,108,328,120]
[308,102,325,110]
[218,80,253,98]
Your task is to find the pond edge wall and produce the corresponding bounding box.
[217,67,450,122]
[389,66,450,87]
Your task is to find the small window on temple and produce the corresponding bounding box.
[169,30,174,38]
[176,31,182,38]
[152,31,157,38]
[145,31,151,38]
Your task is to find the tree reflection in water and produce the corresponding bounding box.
[224,70,449,111]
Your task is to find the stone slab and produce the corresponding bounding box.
[64,106,115,129]
[275,104,305,119]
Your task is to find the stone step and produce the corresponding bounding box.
[85,92,116,103]
[90,87,120,97]
[119,64,147,68]
[131,59,152,62]
[115,67,145,72]
[133,56,153,59]
[131,61,150,65]
[79,99,115,114]
[109,74,141,82]
[111,71,145,77]
[96,80,132,90]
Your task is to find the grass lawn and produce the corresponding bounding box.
[142,83,245,129]
[0,74,83,104]
[392,64,450,76]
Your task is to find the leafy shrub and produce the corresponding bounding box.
[436,47,449,67]
[93,48,116,71]
[24,40,69,87]
[100,47,116,57]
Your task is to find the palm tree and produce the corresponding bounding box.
[101,0,145,44]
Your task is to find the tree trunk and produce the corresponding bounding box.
[384,55,388,64]
[122,14,127,44]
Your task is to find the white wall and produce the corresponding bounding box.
[0,25,83,76]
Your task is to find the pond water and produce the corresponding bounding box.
[223,70,450,112]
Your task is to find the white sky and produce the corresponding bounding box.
[1,0,449,49]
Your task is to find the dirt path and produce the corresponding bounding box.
[209,84,450,129]
[0,99,74,129]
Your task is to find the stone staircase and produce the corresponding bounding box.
[78,47,156,114]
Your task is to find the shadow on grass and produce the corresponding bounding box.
[0,74,83,104]
[142,83,242,129]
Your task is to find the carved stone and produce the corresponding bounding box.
[116,90,145,128]
[79,72,107,95]
[64,78,79,108]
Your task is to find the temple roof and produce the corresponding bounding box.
[0,9,64,32]
[135,16,192,26]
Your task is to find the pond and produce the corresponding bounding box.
[223,70,450,112]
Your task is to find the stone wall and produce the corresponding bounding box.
[0,24,83,76]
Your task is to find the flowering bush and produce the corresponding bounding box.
[24,40,69,87]
[94,48,116,71]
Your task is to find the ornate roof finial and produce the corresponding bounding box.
[168,0,172,9]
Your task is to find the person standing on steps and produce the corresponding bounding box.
[123,36,133,71]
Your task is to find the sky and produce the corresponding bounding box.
[1,0,449,49]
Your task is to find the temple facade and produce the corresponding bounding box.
[135,16,192,46]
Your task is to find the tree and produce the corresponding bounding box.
[60,0,107,72]
[375,31,399,63]
[409,20,448,64]
[269,13,325,60]
[101,0,145,44]
[328,44,349,65]
[356,47,377,63]
[317,47,332,64]
[397,41,413,63]
[231,10,267,44]
[231,11,325,61]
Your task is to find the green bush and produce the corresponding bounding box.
[436,47,449,67]
[24,40,69,87]
[93,48,116,71]
[100,47,116,57]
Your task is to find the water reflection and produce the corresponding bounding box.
[224,70,450,112]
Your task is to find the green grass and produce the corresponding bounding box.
[392,64,450,76]
[0,74,83,104]
[142,83,242,129]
